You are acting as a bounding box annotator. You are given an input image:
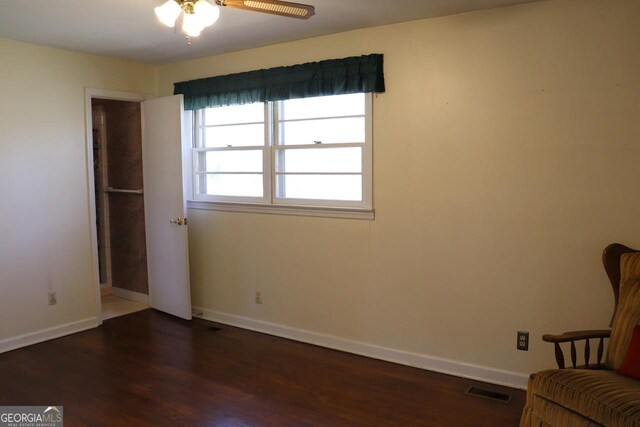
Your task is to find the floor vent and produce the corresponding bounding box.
[208,326,222,333]
[465,386,512,403]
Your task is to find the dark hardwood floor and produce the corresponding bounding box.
[0,310,525,426]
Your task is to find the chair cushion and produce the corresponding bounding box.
[530,369,640,426]
[619,324,640,380]
[607,253,640,370]
[529,397,602,426]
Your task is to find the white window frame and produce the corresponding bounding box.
[187,93,374,219]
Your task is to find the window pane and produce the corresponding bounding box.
[200,150,262,173]
[281,94,364,120]
[276,175,362,201]
[276,147,361,173]
[202,123,264,147]
[202,103,264,126]
[279,117,365,145]
[201,174,263,197]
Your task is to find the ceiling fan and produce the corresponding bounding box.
[155,0,315,40]
[214,0,315,19]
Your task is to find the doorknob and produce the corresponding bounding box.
[170,217,187,225]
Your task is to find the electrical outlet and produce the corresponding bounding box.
[255,290,262,304]
[517,331,529,351]
[48,291,57,306]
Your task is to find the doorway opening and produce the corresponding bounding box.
[91,98,149,320]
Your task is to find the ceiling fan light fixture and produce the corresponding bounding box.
[182,12,205,37]
[154,0,182,27]
[155,0,219,37]
[194,0,220,27]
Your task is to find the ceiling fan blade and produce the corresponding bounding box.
[215,0,315,20]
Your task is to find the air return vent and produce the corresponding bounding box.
[465,386,512,402]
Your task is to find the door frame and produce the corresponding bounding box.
[84,88,151,324]
[91,104,111,292]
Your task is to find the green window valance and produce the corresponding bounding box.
[174,54,385,110]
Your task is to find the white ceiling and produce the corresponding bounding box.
[0,0,539,65]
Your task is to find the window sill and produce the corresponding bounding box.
[187,200,374,220]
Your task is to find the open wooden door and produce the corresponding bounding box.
[142,95,192,320]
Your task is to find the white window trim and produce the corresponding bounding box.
[185,93,374,220]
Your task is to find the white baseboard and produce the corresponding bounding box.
[0,317,99,354]
[193,306,529,390]
[111,287,149,305]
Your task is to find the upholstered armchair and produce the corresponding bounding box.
[520,243,640,427]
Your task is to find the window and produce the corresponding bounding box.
[194,102,266,200]
[191,93,372,213]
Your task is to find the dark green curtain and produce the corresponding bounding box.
[174,54,385,110]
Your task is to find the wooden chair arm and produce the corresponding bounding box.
[542,330,611,369]
[542,330,611,343]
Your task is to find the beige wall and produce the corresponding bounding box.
[1,0,639,387]
[157,0,640,381]
[0,38,156,340]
